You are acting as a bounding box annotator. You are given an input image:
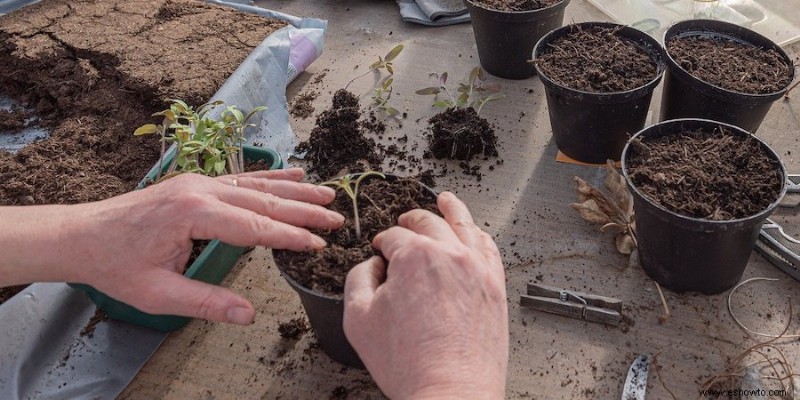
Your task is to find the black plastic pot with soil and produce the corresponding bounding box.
[533,22,665,163]
[622,119,786,295]
[272,173,439,367]
[660,20,794,133]
[464,0,570,80]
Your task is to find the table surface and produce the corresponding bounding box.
[121,1,800,398]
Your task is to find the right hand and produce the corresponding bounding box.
[343,191,508,399]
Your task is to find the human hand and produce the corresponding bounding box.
[343,191,508,399]
[65,168,343,325]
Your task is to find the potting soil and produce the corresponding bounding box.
[471,0,562,12]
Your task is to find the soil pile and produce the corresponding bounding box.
[536,26,658,92]
[295,90,384,180]
[0,0,285,205]
[626,127,783,220]
[667,36,792,94]
[424,107,497,179]
[472,0,561,11]
[274,176,438,297]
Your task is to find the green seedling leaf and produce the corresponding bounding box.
[134,124,160,136]
[384,44,404,62]
[386,64,393,74]
[469,67,480,87]
[439,72,448,87]
[433,100,452,109]
[456,92,469,108]
[416,87,441,95]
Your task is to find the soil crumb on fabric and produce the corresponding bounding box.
[80,309,108,338]
[626,127,783,220]
[294,89,383,180]
[274,176,438,297]
[278,318,310,339]
[472,0,561,11]
[290,91,318,119]
[536,25,658,93]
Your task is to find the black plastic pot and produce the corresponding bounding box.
[533,22,665,163]
[465,0,570,80]
[621,119,787,294]
[275,174,438,368]
[660,20,795,133]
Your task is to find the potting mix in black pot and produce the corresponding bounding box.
[660,20,794,133]
[533,22,664,163]
[464,0,570,79]
[622,119,786,295]
[273,173,439,367]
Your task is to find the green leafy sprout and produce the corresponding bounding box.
[343,45,405,120]
[415,66,504,115]
[134,99,266,181]
[320,171,386,241]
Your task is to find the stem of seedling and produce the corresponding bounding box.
[320,171,386,241]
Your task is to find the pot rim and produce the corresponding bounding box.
[532,21,666,101]
[662,19,795,100]
[621,118,788,227]
[465,0,570,14]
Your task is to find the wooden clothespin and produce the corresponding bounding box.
[520,283,623,326]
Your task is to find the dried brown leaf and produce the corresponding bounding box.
[570,200,611,225]
[615,233,636,255]
[600,222,626,233]
[573,176,618,218]
[603,160,633,217]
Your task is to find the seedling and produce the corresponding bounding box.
[134,99,266,180]
[416,67,504,115]
[320,171,386,241]
[344,44,404,91]
[369,76,401,119]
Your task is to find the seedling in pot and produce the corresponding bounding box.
[134,99,266,181]
[416,66,504,115]
[320,171,386,241]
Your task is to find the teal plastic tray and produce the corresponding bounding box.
[71,145,282,331]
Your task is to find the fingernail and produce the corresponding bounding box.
[312,235,327,248]
[316,186,336,198]
[226,306,254,325]
[329,211,345,225]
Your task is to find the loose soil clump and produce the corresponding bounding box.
[423,107,497,179]
[0,0,285,205]
[274,176,438,297]
[0,108,30,132]
[278,318,310,339]
[667,36,792,94]
[626,127,783,220]
[472,0,561,11]
[295,90,384,180]
[536,26,658,93]
[289,91,318,119]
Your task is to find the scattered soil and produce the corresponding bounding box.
[79,309,108,338]
[667,35,792,94]
[0,285,26,306]
[0,108,31,132]
[423,107,497,179]
[295,89,383,180]
[289,91,318,119]
[278,318,310,339]
[535,25,658,93]
[274,175,439,297]
[0,0,286,205]
[626,127,783,220]
[472,0,561,12]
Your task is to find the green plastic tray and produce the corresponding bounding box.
[71,145,283,331]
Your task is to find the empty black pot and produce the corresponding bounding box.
[660,20,795,133]
[465,0,570,80]
[533,22,665,163]
[621,119,787,294]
